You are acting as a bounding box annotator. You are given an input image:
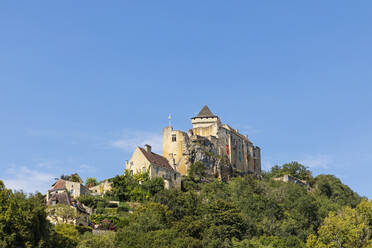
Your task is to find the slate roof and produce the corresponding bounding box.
[47,191,71,206]
[47,191,88,213]
[193,105,217,118]
[138,147,174,171]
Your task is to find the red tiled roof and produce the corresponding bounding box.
[138,147,174,171]
[52,179,66,190]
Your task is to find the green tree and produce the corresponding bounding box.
[61,173,83,183]
[129,202,173,232]
[51,224,79,248]
[154,188,200,220]
[46,204,77,224]
[0,181,50,248]
[143,177,164,196]
[85,177,98,188]
[77,194,107,209]
[77,231,116,248]
[202,199,247,245]
[182,162,208,192]
[71,174,83,183]
[269,162,312,182]
[313,174,361,208]
[306,206,371,248]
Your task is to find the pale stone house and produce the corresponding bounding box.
[45,181,91,226]
[273,174,307,187]
[163,105,261,176]
[47,179,91,200]
[126,145,181,189]
[89,180,112,196]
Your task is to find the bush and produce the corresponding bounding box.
[107,202,119,208]
[76,225,92,235]
[117,202,130,213]
[97,201,105,209]
[77,231,116,248]
[118,205,129,213]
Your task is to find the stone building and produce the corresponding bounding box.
[89,180,112,196]
[163,105,261,178]
[47,179,91,201]
[45,179,91,226]
[126,145,181,189]
[46,191,90,226]
[273,174,307,187]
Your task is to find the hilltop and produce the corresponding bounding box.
[1,161,370,248]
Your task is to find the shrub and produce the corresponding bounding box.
[76,225,92,235]
[107,202,119,208]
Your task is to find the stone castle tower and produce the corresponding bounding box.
[163,105,261,178]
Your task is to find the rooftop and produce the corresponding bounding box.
[138,147,175,171]
[192,105,217,119]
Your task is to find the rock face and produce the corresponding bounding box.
[183,135,234,181]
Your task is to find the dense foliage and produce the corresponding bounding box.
[0,181,50,247]
[1,162,369,248]
[85,177,98,188]
[60,173,83,183]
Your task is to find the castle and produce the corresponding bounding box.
[126,105,261,187]
[163,105,261,178]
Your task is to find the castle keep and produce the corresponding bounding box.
[163,105,261,178]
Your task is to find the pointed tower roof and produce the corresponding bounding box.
[193,105,217,118]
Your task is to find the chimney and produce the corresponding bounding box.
[144,144,152,153]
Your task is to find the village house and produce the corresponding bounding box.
[45,179,91,226]
[89,180,112,196]
[273,174,307,187]
[126,145,181,189]
[47,178,91,200]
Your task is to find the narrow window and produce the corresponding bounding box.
[142,167,146,174]
[130,170,133,176]
[174,173,177,180]
[156,167,159,176]
[172,134,177,142]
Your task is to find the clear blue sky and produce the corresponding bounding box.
[1,1,371,197]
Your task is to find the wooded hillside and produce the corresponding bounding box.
[0,162,370,248]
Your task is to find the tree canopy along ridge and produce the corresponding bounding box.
[0,162,369,248]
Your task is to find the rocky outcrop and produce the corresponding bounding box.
[183,135,234,181]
